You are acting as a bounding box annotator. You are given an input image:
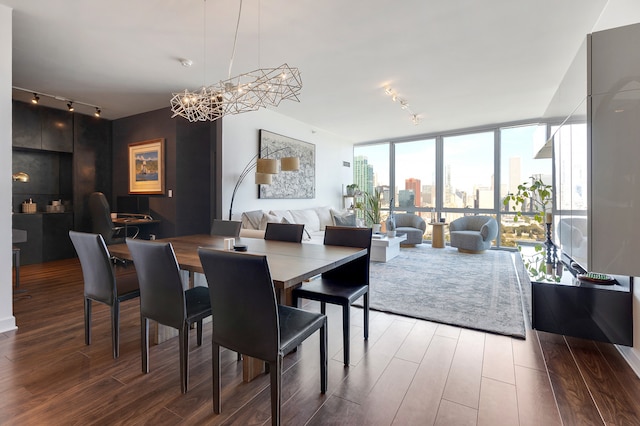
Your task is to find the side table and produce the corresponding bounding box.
[429,222,447,248]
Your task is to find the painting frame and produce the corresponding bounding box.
[258,130,315,199]
[128,138,165,195]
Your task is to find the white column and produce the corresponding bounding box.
[0,4,17,332]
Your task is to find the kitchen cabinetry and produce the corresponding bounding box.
[12,100,73,152]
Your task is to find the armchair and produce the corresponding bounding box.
[394,213,426,245]
[449,216,498,253]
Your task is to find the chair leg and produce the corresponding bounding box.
[179,325,189,394]
[364,292,369,340]
[320,322,327,393]
[342,304,350,366]
[212,342,221,414]
[84,298,92,346]
[141,316,149,374]
[196,320,203,346]
[269,359,282,426]
[111,301,120,359]
[320,301,326,315]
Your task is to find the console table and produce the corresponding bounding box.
[530,265,633,346]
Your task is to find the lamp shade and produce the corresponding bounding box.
[12,171,30,183]
[255,172,273,185]
[256,158,278,174]
[280,156,300,171]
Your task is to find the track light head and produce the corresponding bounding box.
[67,102,74,112]
[31,93,39,104]
[94,107,101,117]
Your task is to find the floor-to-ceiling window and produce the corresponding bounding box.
[354,121,555,248]
[500,124,551,248]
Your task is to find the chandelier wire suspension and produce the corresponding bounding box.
[170,0,302,122]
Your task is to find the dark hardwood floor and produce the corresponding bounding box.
[3,258,640,425]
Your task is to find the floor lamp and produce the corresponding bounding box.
[228,149,299,220]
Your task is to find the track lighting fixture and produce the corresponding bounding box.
[384,86,421,125]
[13,86,102,117]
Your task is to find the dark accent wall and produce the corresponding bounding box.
[112,107,221,238]
[73,112,113,232]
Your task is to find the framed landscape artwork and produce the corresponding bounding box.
[258,130,315,199]
[128,138,165,194]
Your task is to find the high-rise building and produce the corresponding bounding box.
[405,178,421,207]
[353,155,374,195]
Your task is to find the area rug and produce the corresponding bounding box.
[365,245,527,339]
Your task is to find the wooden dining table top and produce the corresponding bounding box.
[108,234,367,290]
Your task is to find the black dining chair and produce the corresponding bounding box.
[126,238,212,394]
[69,230,140,359]
[198,248,327,426]
[210,219,242,237]
[292,226,372,366]
[264,222,304,243]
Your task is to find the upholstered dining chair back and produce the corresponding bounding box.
[198,248,327,425]
[321,226,372,284]
[210,219,242,237]
[126,238,211,393]
[69,230,140,359]
[126,239,186,329]
[264,222,305,243]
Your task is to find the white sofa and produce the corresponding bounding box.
[237,206,358,244]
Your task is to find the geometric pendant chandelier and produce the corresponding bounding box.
[170,0,302,122]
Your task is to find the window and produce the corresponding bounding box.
[393,139,435,210]
[500,124,551,248]
[353,143,390,207]
[442,132,494,209]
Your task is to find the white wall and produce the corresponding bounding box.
[0,4,17,332]
[222,108,354,218]
[591,1,640,377]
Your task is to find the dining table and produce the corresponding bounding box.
[108,234,367,381]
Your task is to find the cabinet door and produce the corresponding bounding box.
[41,107,73,152]
[12,100,41,149]
[43,213,75,262]
[590,89,640,276]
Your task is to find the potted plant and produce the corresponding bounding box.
[346,183,359,196]
[363,188,382,233]
[503,176,558,280]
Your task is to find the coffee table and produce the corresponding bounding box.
[370,234,407,262]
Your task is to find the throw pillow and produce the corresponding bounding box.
[259,212,281,230]
[241,210,264,230]
[331,210,356,227]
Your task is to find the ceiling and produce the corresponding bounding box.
[2,0,612,142]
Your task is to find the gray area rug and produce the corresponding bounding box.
[366,245,527,339]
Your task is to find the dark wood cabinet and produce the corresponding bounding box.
[12,100,73,152]
[41,107,73,152]
[531,267,633,346]
[12,212,75,265]
[12,100,41,149]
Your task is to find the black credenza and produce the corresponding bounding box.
[531,266,633,346]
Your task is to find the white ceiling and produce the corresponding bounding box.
[2,0,613,142]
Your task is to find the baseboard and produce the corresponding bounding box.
[0,315,17,333]
[616,344,640,379]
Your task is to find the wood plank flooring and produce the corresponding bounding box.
[3,258,640,425]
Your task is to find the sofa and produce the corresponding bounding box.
[237,206,359,244]
[393,213,426,245]
[449,215,498,253]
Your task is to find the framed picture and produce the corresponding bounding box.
[128,138,165,194]
[258,130,315,199]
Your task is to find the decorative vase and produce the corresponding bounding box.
[387,230,396,238]
[372,224,382,234]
